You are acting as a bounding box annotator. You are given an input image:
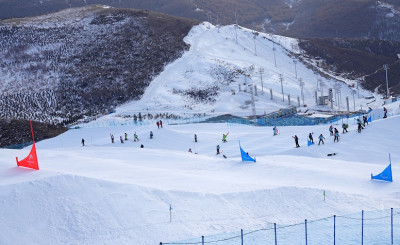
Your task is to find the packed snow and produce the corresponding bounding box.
[1,111,400,244]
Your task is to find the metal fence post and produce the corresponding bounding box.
[305,219,308,245]
[362,210,364,245]
[274,223,277,245]
[241,229,244,245]
[391,208,394,244]
[202,235,204,245]
[334,215,336,245]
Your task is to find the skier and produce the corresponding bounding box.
[125,132,128,141]
[156,121,160,129]
[194,134,197,142]
[110,134,114,143]
[134,132,139,142]
[342,123,348,133]
[81,138,85,147]
[318,134,325,145]
[308,133,314,143]
[150,131,153,139]
[273,126,278,136]
[160,120,163,128]
[120,136,124,143]
[329,125,334,136]
[292,135,300,148]
[383,107,388,118]
[188,148,192,153]
[334,128,339,142]
[216,145,220,155]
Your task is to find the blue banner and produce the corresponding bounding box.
[240,145,256,162]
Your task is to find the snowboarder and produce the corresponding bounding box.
[363,115,368,126]
[334,128,339,142]
[318,134,325,145]
[134,132,139,142]
[110,134,114,143]
[308,133,314,143]
[329,125,334,136]
[273,126,278,136]
[292,135,300,148]
[216,145,220,155]
[156,121,160,129]
[125,132,128,141]
[120,136,124,143]
[194,134,197,142]
[357,122,364,133]
[188,148,192,153]
[150,131,153,139]
[342,123,348,133]
[160,120,163,128]
[222,133,228,143]
[81,138,85,147]
[383,107,388,118]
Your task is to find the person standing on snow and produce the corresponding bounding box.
[383,107,388,118]
[363,115,368,126]
[318,134,325,145]
[120,136,124,143]
[273,126,278,136]
[81,138,85,146]
[156,121,160,129]
[150,131,153,139]
[334,128,339,142]
[292,135,300,148]
[308,133,314,143]
[134,132,139,142]
[194,134,197,142]
[357,122,364,133]
[125,132,128,141]
[216,145,220,154]
[342,123,348,133]
[160,120,163,128]
[110,134,114,143]
[329,125,334,136]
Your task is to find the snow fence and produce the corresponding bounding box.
[161,208,400,245]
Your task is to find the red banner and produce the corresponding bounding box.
[16,121,39,170]
[16,142,39,170]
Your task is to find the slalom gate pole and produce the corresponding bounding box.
[241,229,243,245]
[362,210,364,245]
[274,223,277,245]
[305,219,308,245]
[391,208,394,244]
[202,236,204,245]
[334,215,336,245]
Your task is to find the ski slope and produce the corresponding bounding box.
[114,22,379,118]
[1,113,400,244]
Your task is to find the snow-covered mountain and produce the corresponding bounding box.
[113,22,378,119]
[0,5,197,124]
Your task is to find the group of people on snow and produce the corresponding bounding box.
[291,113,371,148]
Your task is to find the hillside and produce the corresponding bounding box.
[1,0,400,41]
[299,38,400,95]
[0,5,198,124]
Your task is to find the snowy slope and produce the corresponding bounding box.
[1,113,400,244]
[114,22,379,118]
